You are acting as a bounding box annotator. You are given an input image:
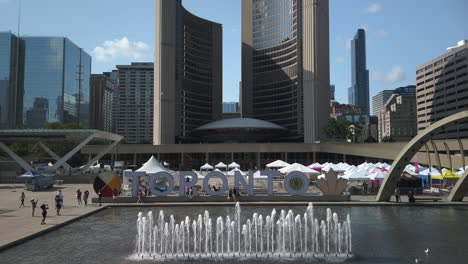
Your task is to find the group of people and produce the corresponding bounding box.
[393,187,417,203]
[19,189,92,225]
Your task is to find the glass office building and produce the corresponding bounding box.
[0,32,19,129]
[21,37,91,128]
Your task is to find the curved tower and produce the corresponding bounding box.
[154,0,222,144]
[242,0,330,142]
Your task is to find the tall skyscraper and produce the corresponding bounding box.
[0,32,19,129]
[241,0,330,143]
[0,33,91,129]
[349,29,369,115]
[330,84,335,101]
[154,0,223,145]
[115,63,154,144]
[223,102,239,113]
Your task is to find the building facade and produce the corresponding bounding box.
[223,102,239,113]
[330,84,335,101]
[372,85,416,116]
[0,32,19,129]
[114,63,154,144]
[378,94,417,142]
[416,40,468,138]
[0,33,91,129]
[349,29,370,115]
[330,101,367,123]
[90,74,113,132]
[241,0,330,143]
[154,0,223,145]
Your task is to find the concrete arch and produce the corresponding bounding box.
[376,110,468,201]
[447,170,468,201]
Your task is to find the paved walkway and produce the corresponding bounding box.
[0,184,102,250]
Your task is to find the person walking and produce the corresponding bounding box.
[112,189,118,204]
[363,181,368,195]
[30,198,38,216]
[98,191,103,206]
[19,192,26,207]
[137,190,143,203]
[55,195,62,216]
[83,190,89,206]
[40,203,48,224]
[76,189,82,205]
[395,187,401,203]
[56,190,64,207]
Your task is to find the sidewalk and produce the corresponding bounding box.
[0,184,102,250]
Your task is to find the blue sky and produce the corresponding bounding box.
[0,0,466,104]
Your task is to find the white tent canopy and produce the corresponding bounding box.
[136,156,173,174]
[214,168,226,175]
[266,160,290,168]
[200,163,214,170]
[215,162,227,169]
[228,162,240,169]
[227,168,246,176]
[279,163,320,174]
[307,162,323,169]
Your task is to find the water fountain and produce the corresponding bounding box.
[133,202,352,261]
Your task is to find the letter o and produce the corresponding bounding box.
[203,171,228,196]
[149,172,175,197]
[284,171,309,195]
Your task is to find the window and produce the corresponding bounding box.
[425,64,433,70]
[434,59,443,66]
[445,54,454,61]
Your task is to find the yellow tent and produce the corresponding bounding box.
[432,170,460,180]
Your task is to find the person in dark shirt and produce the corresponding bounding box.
[40,203,48,224]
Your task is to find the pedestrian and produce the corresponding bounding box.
[19,192,26,207]
[363,181,368,194]
[76,189,82,205]
[83,190,89,206]
[55,195,62,215]
[232,187,238,202]
[137,190,143,203]
[408,190,415,203]
[56,190,64,207]
[228,188,233,201]
[395,187,401,203]
[98,191,103,206]
[188,186,193,200]
[112,189,118,204]
[40,203,48,224]
[30,198,38,216]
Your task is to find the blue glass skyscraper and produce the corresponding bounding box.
[0,34,91,128]
[0,32,20,129]
[349,29,369,115]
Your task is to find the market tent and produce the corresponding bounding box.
[136,156,174,174]
[432,170,460,180]
[370,171,386,180]
[307,162,323,169]
[200,163,214,171]
[346,170,371,181]
[266,160,290,168]
[214,168,226,175]
[215,162,227,169]
[17,171,45,179]
[279,163,320,174]
[228,162,241,169]
[252,170,268,179]
[227,168,246,176]
[419,168,441,176]
[185,170,205,179]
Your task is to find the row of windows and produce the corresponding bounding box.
[416,48,467,75]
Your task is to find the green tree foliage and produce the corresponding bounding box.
[323,118,352,141]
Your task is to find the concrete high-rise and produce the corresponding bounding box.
[378,94,417,142]
[154,0,223,145]
[241,0,330,143]
[372,85,416,116]
[115,63,154,144]
[416,40,468,138]
[0,33,91,129]
[349,29,369,115]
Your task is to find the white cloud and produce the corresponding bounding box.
[93,37,150,62]
[371,65,405,84]
[336,57,345,63]
[366,3,382,14]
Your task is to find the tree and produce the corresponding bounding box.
[323,118,353,141]
[364,136,377,143]
[382,136,395,143]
